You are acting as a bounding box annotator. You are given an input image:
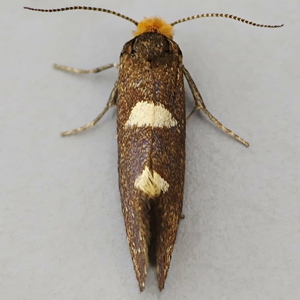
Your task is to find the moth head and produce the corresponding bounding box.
[133,18,174,39]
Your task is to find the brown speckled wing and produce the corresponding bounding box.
[117,32,185,291]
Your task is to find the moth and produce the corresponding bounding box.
[24,6,283,291]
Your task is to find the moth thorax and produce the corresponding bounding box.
[132,33,171,61]
[134,17,174,39]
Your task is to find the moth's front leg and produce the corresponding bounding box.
[54,63,119,74]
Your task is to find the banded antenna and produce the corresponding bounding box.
[24,6,284,29]
[171,13,284,28]
[23,6,138,26]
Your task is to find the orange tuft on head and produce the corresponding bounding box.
[133,17,174,39]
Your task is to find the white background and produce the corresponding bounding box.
[1,0,299,299]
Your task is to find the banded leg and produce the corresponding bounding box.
[183,66,249,147]
[61,81,118,136]
[54,63,119,74]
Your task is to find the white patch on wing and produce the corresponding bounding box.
[134,166,169,198]
[125,101,177,128]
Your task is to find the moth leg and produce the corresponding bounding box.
[183,66,249,147]
[53,63,119,74]
[61,81,118,136]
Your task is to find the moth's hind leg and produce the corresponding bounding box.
[61,81,118,136]
[54,63,119,74]
[183,66,249,147]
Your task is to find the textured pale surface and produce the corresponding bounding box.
[1,0,300,299]
[134,166,170,197]
[125,101,178,128]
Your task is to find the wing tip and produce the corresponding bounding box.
[156,254,172,291]
[131,251,149,292]
[138,280,146,292]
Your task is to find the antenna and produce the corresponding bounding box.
[171,13,283,28]
[24,6,138,26]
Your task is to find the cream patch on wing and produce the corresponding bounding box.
[134,166,169,198]
[125,101,177,128]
